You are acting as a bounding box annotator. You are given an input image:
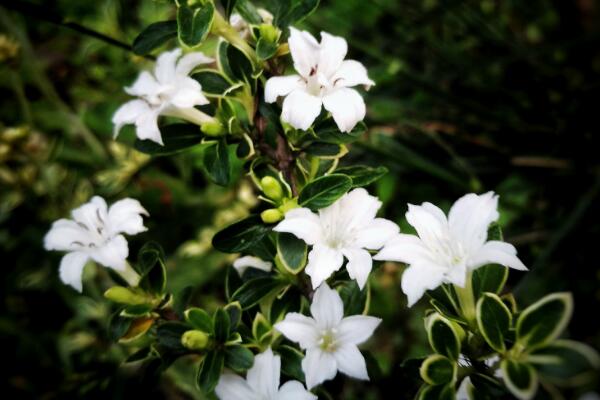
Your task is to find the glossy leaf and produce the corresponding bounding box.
[516,292,573,350]
[177,3,215,47]
[231,276,285,309]
[135,124,203,156]
[225,345,254,372]
[276,232,307,274]
[133,20,177,55]
[212,215,272,254]
[213,308,231,343]
[197,350,224,394]
[500,359,538,400]
[185,308,213,333]
[298,174,352,210]
[203,139,230,186]
[476,292,511,352]
[426,313,461,361]
[335,165,388,188]
[419,354,455,385]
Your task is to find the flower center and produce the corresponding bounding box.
[428,233,466,268]
[71,208,112,250]
[304,66,324,97]
[318,329,338,352]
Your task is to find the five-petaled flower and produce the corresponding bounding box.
[215,347,315,400]
[374,192,527,307]
[44,196,148,292]
[275,283,381,389]
[265,27,374,133]
[274,188,398,290]
[113,48,214,145]
[233,255,273,276]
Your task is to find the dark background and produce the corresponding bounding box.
[0,0,599,398]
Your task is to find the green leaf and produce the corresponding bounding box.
[137,241,167,295]
[278,345,305,381]
[221,0,238,18]
[472,264,509,298]
[527,339,600,384]
[298,174,352,210]
[197,350,224,394]
[234,0,263,24]
[224,345,254,372]
[134,124,203,156]
[500,359,538,400]
[156,321,189,352]
[276,232,307,274]
[203,139,231,186]
[476,292,511,352]
[516,292,573,350]
[132,20,177,55]
[417,383,455,400]
[419,354,456,385]
[212,215,271,254]
[185,308,213,333]
[177,2,215,47]
[213,308,231,343]
[336,165,388,188]
[256,37,279,60]
[108,309,132,341]
[426,313,461,361]
[231,276,285,309]
[224,302,242,331]
[304,142,347,159]
[270,0,320,28]
[314,120,367,144]
[338,280,370,316]
[218,40,254,83]
[487,223,503,241]
[192,70,234,96]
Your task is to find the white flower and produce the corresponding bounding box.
[44,196,148,292]
[274,188,398,289]
[374,192,527,307]
[274,283,381,389]
[265,28,374,133]
[113,48,214,145]
[233,256,273,276]
[215,347,315,400]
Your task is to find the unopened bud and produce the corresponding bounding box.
[260,176,284,201]
[104,286,150,306]
[259,23,279,43]
[201,120,224,137]
[278,198,298,214]
[261,208,283,224]
[181,329,210,350]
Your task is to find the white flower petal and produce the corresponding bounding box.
[318,31,348,78]
[331,188,381,230]
[134,108,163,145]
[448,192,499,252]
[124,71,160,97]
[112,100,151,138]
[170,80,209,108]
[401,263,446,307]
[71,196,108,230]
[405,203,448,249]
[276,380,316,400]
[274,313,319,349]
[59,252,89,292]
[44,219,89,251]
[273,207,323,245]
[154,48,182,84]
[445,262,467,287]
[215,373,259,400]
[305,244,344,289]
[175,51,214,76]
[281,89,322,131]
[246,348,280,399]
[264,75,304,103]
[332,60,375,89]
[302,348,338,389]
[233,256,273,276]
[342,247,372,290]
[288,27,320,77]
[337,315,381,345]
[373,233,433,265]
[456,377,474,400]
[333,344,369,381]
[310,283,344,329]
[107,198,148,236]
[354,218,400,250]
[322,87,366,133]
[89,234,128,271]
[469,240,527,271]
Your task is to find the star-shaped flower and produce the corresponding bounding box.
[275,283,381,389]
[374,192,527,306]
[113,48,213,145]
[265,28,374,132]
[44,196,148,292]
[215,347,315,400]
[274,188,398,289]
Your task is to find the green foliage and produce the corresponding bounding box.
[177,1,215,48]
[476,292,511,352]
[500,359,538,400]
[419,354,455,385]
[133,20,178,55]
[426,313,461,361]
[298,174,352,210]
[516,292,573,350]
[276,232,307,274]
[134,124,204,156]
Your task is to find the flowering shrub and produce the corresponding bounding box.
[11,0,596,399]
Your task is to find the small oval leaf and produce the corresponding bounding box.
[476,292,511,352]
[516,292,573,350]
[298,174,352,210]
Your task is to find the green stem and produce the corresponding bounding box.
[454,270,476,328]
[117,261,141,287]
[211,11,257,62]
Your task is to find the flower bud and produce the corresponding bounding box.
[261,208,283,224]
[260,176,284,201]
[181,329,210,350]
[278,197,298,214]
[258,23,279,43]
[200,120,224,137]
[104,286,150,306]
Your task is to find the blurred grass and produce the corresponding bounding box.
[1,0,599,398]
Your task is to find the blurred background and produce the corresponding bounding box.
[1,0,599,398]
